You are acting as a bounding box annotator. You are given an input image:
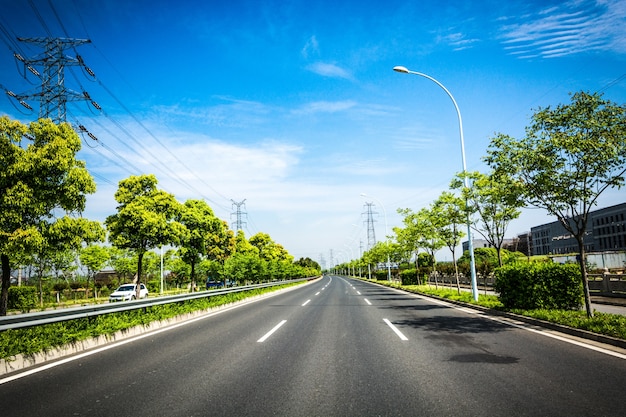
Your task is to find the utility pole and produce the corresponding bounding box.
[230,199,247,231]
[8,37,95,124]
[363,202,377,250]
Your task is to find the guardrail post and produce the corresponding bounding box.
[602,271,611,295]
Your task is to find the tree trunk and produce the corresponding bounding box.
[190,261,196,293]
[136,252,144,299]
[452,252,461,294]
[0,254,10,316]
[576,236,594,318]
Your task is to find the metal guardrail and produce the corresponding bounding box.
[0,279,310,331]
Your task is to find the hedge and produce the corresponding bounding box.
[8,286,38,313]
[494,262,583,310]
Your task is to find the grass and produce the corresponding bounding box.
[370,280,626,341]
[1,282,304,360]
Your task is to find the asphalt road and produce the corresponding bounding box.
[2,275,626,416]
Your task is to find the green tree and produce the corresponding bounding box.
[249,232,293,281]
[105,174,184,298]
[295,257,321,272]
[453,170,524,267]
[178,199,228,291]
[432,191,467,293]
[108,247,136,282]
[397,207,445,286]
[484,91,626,317]
[0,118,96,315]
[80,244,110,298]
[395,208,427,283]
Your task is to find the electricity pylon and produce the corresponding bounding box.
[230,199,247,231]
[363,202,377,250]
[11,37,94,123]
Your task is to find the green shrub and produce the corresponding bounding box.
[372,270,386,280]
[69,281,85,290]
[53,282,69,292]
[146,280,160,293]
[495,262,582,310]
[400,269,426,285]
[8,286,38,313]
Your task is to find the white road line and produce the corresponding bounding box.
[315,292,320,296]
[383,318,408,341]
[393,289,626,360]
[357,291,361,295]
[302,299,311,306]
[1,284,309,385]
[257,320,287,343]
[364,298,372,305]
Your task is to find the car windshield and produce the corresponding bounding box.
[117,285,135,292]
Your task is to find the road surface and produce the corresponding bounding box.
[1,275,625,416]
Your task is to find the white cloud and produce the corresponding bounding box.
[292,100,357,115]
[305,62,353,80]
[438,32,480,51]
[301,35,320,59]
[499,0,626,58]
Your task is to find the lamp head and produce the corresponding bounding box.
[393,66,409,73]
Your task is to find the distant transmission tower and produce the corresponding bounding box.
[363,202,377,250]
[10,37,95,124]
[230,199,247,231]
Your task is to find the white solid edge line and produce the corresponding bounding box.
[257,320,287,343]
[397,289,626,360]
[383,318,408,341]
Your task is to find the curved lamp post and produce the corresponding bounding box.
[393,65,478,301]
[360,193,392,281]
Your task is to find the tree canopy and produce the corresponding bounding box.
[0,117,97,315]
[484,91,626,317]
[105,174,184,296]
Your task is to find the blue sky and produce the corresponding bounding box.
[1,0,625,266]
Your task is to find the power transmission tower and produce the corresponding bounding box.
[363,202,377,250]
[230,199,247,231]
[11,37,94,124]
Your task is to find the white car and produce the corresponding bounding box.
[109,283,149,302]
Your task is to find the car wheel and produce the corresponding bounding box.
[131,295,136,300]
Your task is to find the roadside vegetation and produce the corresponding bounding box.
[0,281,304,360]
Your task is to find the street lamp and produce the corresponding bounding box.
[360,193,392,281]
[393,65,479,301]
[344,244,355,277]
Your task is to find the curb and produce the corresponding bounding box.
[368,280,626,350]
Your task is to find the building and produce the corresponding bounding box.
[531,202,626,256]
[462,233,532,257]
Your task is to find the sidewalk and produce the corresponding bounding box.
[591,295,626,307]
